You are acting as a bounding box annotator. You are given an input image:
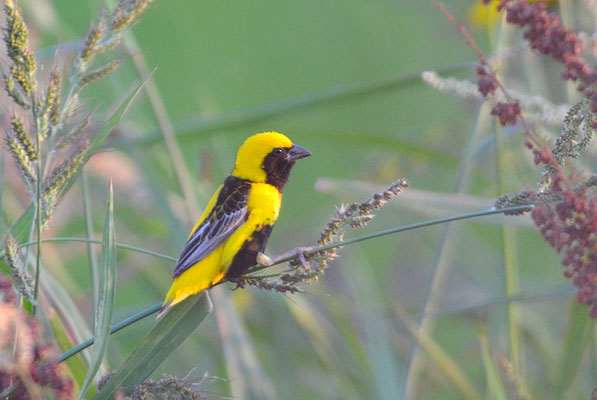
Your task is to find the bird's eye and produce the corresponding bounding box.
[273,148,284,155]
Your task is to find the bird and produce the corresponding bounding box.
[159,131,311,317]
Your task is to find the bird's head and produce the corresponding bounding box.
[232,132,311,189]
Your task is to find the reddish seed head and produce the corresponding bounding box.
[476,66,498,97]
[533,185,597,318]
[0,279,74,398]
[501,0,597,105]
[0,277,17,305]
[491,101,521,126]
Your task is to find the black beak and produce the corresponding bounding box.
[287,144,311,161]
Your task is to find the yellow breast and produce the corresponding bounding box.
[246,183,282,223]
[221,183,281,267]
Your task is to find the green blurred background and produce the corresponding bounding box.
[4,0,595,398]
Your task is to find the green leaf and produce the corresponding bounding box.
[92,292,212,400]
[86,74,151,157]
[211,288,277,400]
[0,259,10,276]
[554,299,595,398]
[397,305,482,400]
[48,312,92,396]
[478,324,508,400]
[4,206,35,247]
[78,181,116,399]
[82,170,100,310]
[42,269,94,364]
[284,295,361,400]
[59,77,152,201]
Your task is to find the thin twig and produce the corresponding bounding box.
[17,237,177,262]
[245,204,534,275]
[432,0,541,145]
[57,303,162,362]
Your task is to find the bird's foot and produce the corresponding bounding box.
[260,247,313,271]
[256,252,274,267]
[228,278,246,290]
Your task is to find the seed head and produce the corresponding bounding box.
[3,0,37,94]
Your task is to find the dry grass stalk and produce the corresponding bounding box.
[235,179,408,293]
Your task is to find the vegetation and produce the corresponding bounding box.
[1,0,597,398]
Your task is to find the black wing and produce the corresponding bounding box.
[172,177,251,279]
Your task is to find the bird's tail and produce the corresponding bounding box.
[157,271,226,318]
[156,300,175,319]
[156,285,190,319]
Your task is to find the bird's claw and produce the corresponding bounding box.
[294,246,312,271]
[257,247,312,270]
[229,279,245,290]
[257,252,273,267]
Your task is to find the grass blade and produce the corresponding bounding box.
[285,296,362,400]
[0,260,10,276]
[396,305,482,400]
[211,288,277,400]
[47,309,90,395]
[478,323,508,400]
[86,74,151,157]
[40,267,94,364]
[82,170,100,309]
[554,299,595,398]
[93,292,212,400]
[4,206,35,246]
[22,250,96,362]
[343,249,402,399]
[78,180,116,399]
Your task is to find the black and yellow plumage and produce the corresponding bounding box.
[159,132,311,316]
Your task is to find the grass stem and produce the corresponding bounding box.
[54,203,534,364]
[18,237,177,262]
[32,92,42,316]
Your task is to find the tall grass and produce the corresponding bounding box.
[2,0,597,399]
